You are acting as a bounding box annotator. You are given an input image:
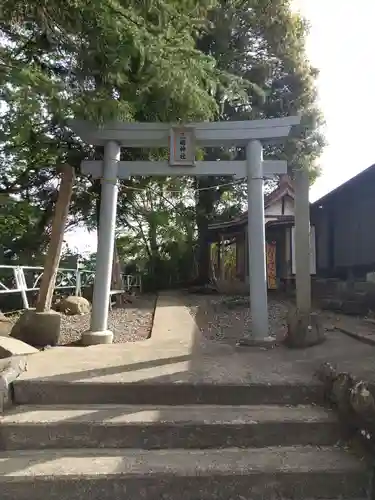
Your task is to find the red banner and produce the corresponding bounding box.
[266,242,277,289]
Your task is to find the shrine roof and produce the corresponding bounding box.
[208,175,295,233]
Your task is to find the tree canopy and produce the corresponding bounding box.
[0,0,324,287]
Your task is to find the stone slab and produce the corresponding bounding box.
[0,404,339,450]
[2,403,335,424]
[0,446,368,500]
[336,325,375,346]
[12,380,323,406]
[0,356,28,412]
[0,337,38,359]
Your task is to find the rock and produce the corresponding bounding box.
[331,372,356,414]
[11,309,61,347]
[315,362,337,384]
[0,313,13,337]
[56,296,91,316]
[349,381,375,422]
[284,307,326,348]
[314,362,338,402]
[0,336,38,359]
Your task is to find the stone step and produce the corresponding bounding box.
[0,446,368,500]
[13,380,323,406]
[0,404,339,450]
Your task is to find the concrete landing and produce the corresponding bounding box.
[12,293,313,385]
[12,292,375,392]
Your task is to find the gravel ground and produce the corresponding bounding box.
[58,294,156,345]
[186,294,289,346]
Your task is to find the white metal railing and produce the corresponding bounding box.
[0,265,142,309]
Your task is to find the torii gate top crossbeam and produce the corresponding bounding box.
[70,116,300,147]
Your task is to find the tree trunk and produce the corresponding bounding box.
[194,177,216,285]
[35,165,75,312]
[111,240,123,306]
[196,214,211,284]
[148,218,159,290]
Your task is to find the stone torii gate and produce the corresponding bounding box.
[71,116,300,345]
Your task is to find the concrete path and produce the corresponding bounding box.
[13,292,375,387]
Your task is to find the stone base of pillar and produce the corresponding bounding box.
[80,330,114,346]
[236,336,276,349]
[284,308,326,349]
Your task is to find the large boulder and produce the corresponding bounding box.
[11,309,61,347]
[55,296,91,316]
[0,313,13,337]
[0,336,38,359]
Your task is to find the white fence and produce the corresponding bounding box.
[0,265,142,309]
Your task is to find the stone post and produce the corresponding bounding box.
[294,169,311,314]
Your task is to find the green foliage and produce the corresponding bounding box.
[115,179,198,288]
[0,199,50,262]
[0,0,241,263]
[0,0,237,124]
[191,0,325,283]
[0,0,324,288]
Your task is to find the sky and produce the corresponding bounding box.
[294,0,375,200]
[65,0,375,253]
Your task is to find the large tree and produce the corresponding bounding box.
[0,0,229,123]
[192,0,325,284]
[0,0,324,288]
[0,0,242,261]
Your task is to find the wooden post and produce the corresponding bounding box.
[35,165,75,312]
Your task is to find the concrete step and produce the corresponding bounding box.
[0,404,340,450]
[0,446,368,499]
[13,380,323,406]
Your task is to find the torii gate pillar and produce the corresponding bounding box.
[246,140,270,342]
[82,141,120,345]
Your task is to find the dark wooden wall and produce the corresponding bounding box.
[311,167,375,278]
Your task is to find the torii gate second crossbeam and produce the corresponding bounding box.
[71,116,300,345]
